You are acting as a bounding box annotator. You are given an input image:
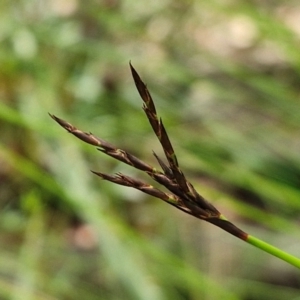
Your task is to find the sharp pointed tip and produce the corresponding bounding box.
[129,62,139,77]
[49,113,63,124]
[91,170,102,177]
[49,113,59,122]
[129,60,135,70]
[152,150,158,158]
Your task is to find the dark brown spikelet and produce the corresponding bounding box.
[50,64,248,241]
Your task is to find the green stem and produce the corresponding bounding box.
[217,215,300,269]
[246,235,300,269]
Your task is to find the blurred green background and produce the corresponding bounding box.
[1,0,300,299]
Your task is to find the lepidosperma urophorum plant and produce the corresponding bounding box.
[50,63,300,269]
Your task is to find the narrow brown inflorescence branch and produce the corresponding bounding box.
[50,64,248,241]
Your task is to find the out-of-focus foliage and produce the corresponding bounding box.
[1,0,300,299]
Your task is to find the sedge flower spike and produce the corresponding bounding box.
[50,63,300,269]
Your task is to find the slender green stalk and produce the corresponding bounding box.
[246,235,300,269]
[215,215,300,269]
